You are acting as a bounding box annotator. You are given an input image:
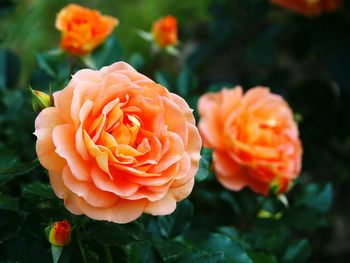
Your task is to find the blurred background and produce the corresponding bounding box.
[1,0,350,262]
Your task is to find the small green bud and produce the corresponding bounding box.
[29,86,52,113]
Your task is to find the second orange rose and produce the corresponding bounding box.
[55,4,118,56]
[198,86,302,195]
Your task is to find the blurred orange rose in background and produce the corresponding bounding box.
[55,4,118,55]
[198,86,302,195]
[34,62,201,223]
[271,0,342,16]
[152,16,178,48]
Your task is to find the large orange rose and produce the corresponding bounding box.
[55,4,118,55]
[34,62,202,223]
[152,16,178,48]
[198,86,302,195]
[271,0,342,16]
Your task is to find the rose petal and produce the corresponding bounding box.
[76,196,146,223]
[53,124,91,181]
[144,193,176,215]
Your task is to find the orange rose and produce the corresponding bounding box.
[34,62,201,223]
[55,4,118,55]
[152,16,178,48]
[198,87,302,195]
[271,0,342,16]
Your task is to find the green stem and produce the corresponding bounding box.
[104,244,114,263]
[81,55,97,70]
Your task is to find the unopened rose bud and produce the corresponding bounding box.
[45,220,71,247]
[152,16,178,48]
[30,86,52,113]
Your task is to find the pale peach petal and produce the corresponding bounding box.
[52,124,91,181]
[197,92,225,148]
[144,193,176,216]
[48,169,66,198]
[34,107,66,171]
[100,61,137,75]
[91,166,139,196]
[76,100,93,160]
[213,150,247,191]
[62,166,117,207]
[186,123,202,161]
[70,81,98,127]
[126,163,178,187]
[149,132,184,173]
[76,196,147,223]
[53,86,73,123]
[72,68,102,83]
[170,178,194,201]
[63,191,83,215]
[163,96,188,143]
[170,93,195,124]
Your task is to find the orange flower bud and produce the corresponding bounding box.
[152,16,178,48]
[55,4,118,56]
[30,87,52,113]
[271,0,342,16]
[45,220,71,247]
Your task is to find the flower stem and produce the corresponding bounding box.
[104,244,114,263]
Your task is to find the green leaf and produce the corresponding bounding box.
[51,245,64,263]
[78,242,99,263]
[137,30,154,42]
[92,37,123,68]
[22,181,54,199]
[158,199,193,238]
[177,67,198,97]
[0,48,21,90]
[0,210,22,241]
[0,193,19,211]
[281,239,311,263]
[216,226,240,240]
[124,242,160,263]
[153,240,189,262]
[85,221,148,246]
[195,148,212,182]
[247,251,278,263]
[244,220,290,254]
[154,70,172,91]
[0,159,40,186]
[295,183,333,213]
[165,46,180,57]
[36,49,68,80]
[129,53,145,71]
[202,233,253,263]
[176,251,225,263]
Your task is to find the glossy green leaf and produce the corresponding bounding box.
[158,200,193,238]
[0,159,40,186]
[202,233,253,263]
[247,251,278,263]
[0,193,19,211]
[0,49,21,90]
[124,242,160,263]
[281,239,311,263]
[295,183,333,213]
[177,67,198,97]
[92,37,123,68]
[195,147,213,182]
